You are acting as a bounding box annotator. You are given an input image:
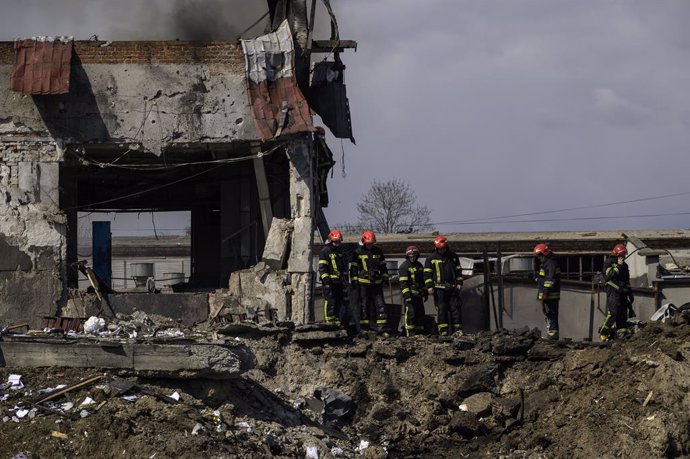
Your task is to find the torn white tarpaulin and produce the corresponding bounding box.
[241,20,294,84]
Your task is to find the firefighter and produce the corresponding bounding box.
[318,229,347,325]
[599,243,634,341]
[534,243,561,340]
[424,235,463,336]
[350,230,389,335]
[399,245,427,336]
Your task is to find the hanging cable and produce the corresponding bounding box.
[443,190,690,225]
[66,142,286,211]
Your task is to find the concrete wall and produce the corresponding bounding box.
[0,41,259,154]
[0,142,65,325]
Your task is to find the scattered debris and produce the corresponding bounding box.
[0,319,688,457]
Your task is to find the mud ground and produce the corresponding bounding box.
[1,312,689,458]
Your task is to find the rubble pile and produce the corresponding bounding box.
[1,311,689,457]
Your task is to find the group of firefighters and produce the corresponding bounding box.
[319,230,634,342]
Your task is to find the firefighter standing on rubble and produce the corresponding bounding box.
[424,236,463,336]
[599,243,634,341]
[350,231,389,336]
[399,245,427,336]
[319,230,347,325]
[534,243,561,340]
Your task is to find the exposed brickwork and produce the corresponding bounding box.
[0,41,245,71]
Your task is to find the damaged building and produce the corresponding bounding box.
[0,1,355,327]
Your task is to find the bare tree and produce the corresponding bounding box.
[355,178,433,233]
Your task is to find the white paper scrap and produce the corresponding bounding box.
[8,375,23,390]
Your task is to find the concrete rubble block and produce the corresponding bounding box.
[233,266,288,321]
[208,289,244,321]
[459,392,493,417]
[262,217,293,271]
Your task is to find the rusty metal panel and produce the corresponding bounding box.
[242,20,313,140]
[11,37,73,95]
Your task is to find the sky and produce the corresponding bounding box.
[1,0,689,234]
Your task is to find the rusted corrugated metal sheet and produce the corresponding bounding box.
[11,37,73,95]
[242,20,312,140]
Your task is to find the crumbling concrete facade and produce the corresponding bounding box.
[0,5,354,326]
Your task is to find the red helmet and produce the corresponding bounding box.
[612,243,627,257]
[405,245,419,257]
[533,243,551,257]
[327,229,343,243]
[361,230,376,244]
[434,235,447,249]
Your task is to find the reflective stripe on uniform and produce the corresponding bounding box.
[431,259,443,283]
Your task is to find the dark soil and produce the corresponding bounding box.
[2,311,690,458]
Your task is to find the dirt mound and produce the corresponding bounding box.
[2,312,690,458]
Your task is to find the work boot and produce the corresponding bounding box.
[616,328,631,339]
[599,334,609,342]
[544,330,559,341]
[381,331,390,338]
[439,330,448,337]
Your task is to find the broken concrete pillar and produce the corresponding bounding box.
[262,217,292,271]
[286,138,315,323]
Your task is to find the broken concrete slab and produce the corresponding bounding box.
[0,339,248,378]
[292,329,348,343]
[216,322,289,336]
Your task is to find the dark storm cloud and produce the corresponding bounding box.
[324,0,690,232]
[0,0,267,40]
